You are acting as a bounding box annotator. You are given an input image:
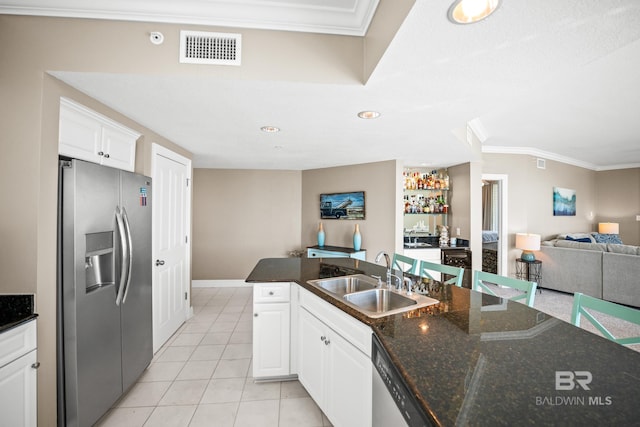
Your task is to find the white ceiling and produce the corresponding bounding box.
[4,0,640,170]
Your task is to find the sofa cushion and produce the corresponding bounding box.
[602,252,640,308]
[606,244,640,255]
[537,246,603,298]
[592,233,623,244]
[555,240,608,252]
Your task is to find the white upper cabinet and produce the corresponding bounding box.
[59,97,140,172]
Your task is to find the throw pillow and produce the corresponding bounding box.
[591,233,623,244]
[565,236,592,243]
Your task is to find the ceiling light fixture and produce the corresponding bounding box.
[357,111,380,119]
[448,0,500,24]
[260,126,280,133]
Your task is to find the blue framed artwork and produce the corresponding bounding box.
[553,187,576,216]
[320,191,365,219]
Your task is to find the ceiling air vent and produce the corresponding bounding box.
[537,158,546,169]
[179,31,241,66]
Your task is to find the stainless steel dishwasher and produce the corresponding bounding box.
[372,334,433,427]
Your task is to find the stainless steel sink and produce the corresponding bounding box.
[405,242,432,248]
[307,274,439,318]
[344,288,415,311]
[307,274,378,296]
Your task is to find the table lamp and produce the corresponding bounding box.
[598,222,619,234]
[516,233,541,262]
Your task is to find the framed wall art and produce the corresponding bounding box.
[320,191,365,219]
[553,187,576,216]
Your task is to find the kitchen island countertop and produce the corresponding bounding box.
[246,257,640,426]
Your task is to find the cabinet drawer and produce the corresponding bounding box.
[253,282,290,303]
[0,321,37,369]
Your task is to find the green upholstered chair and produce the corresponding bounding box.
[571,292,640,346]
[418,260,464,287]
[391,253,419,275]
[472,270,537,307]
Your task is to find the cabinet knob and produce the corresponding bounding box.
[320,335,326,342]
[155,259,165,266]
[103,153,110,158]
[98,151,104,156]
[31,362,41,370]
[324,339,330,346]
[254,313,258,317]
[268,291,274,296]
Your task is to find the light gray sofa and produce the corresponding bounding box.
[537,239,640,308]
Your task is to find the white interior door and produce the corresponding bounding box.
[152,144,191,352]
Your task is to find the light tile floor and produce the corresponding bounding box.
[97,286,332,427]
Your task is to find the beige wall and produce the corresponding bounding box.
[192,169,302,279]
[478,154,640,275]
[301,160,402,262]
[0,14,382,424]
[364,0,416,81]
[595,168,640,246]
[447,162,483,271]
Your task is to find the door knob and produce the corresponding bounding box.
[155,259,165,266]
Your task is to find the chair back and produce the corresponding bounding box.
[571,292,640,346]
[472,270,537,307]
[392,253,419,275]
[419,260,464,287]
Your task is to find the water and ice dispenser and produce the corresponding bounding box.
[85,231,114,292]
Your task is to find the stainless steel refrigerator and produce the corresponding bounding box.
[57,159,152,427]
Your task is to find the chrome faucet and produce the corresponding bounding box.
[375,251,392,286]
[403,277,413,296]
[407,229,417,244]
[390,274,403,290]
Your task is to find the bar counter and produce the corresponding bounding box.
[246,257,640,426]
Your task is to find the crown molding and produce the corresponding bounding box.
[481,145,640,171]
[0,0,379,36]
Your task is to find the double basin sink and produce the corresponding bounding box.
[307,274,439,319]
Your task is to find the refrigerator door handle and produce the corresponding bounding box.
[121,206,134,304]
[115,206,129,306]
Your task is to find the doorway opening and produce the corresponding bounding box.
[481,174,508,276]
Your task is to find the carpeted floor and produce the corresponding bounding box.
[487,284,640,353]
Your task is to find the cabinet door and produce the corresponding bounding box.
[253,302,290,378]
[59,103,102,163]
[326,332,372,427]
[298,307,326,405]
[0,349,37,427]
[101,124,137,172]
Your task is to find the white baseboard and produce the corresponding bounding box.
[192,279,250,288]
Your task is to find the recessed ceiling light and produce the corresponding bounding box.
[448,0,500,24]
[261,126,280,133]
[357,111,380,119]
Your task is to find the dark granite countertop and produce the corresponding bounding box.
[0,294,37,333]
[246,258,640,426]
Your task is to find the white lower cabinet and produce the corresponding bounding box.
[298,289,372,427]
[253,302,290,378]
[0,321,37,427]
[252,282,296,379]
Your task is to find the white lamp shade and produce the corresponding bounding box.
[515,233,541,251]
[598,222,619,234]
